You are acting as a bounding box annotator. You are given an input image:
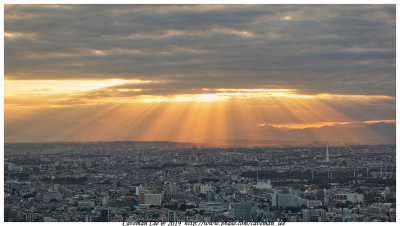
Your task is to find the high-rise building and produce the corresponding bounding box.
[272,191,307,208]
[140,193,162,206]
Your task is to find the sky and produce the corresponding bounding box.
[4,5,396,145]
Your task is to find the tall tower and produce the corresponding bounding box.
[256,170,259,183]
[326,142,329,162]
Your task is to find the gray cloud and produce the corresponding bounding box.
[5,4,396,96]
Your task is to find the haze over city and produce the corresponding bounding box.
[5,5,395,145]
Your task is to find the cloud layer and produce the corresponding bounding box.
[5,5,396,96]
[4,5,396,144]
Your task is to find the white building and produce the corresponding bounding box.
[102,195,109,206]
[7,163,15,171]
[307,200,323,208]
[333,192,364,204]
[200,184,213,194]
[255,181,272,190]
[272,191,307,208]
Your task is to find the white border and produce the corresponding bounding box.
[1,1,398,225]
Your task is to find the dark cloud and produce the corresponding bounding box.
[5,5,396,96]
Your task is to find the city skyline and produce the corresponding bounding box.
[4,142,396,222]
[4,5,396,144]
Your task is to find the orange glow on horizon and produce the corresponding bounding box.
[4,79,151,97]
[75,89,394,104]
[258,119,396,129]
[5,78,395,106]
[106,90,395,103]
[5,78,395,144]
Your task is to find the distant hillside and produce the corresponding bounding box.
[231,122,396,146]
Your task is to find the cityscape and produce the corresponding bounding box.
[4,141,396,222]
